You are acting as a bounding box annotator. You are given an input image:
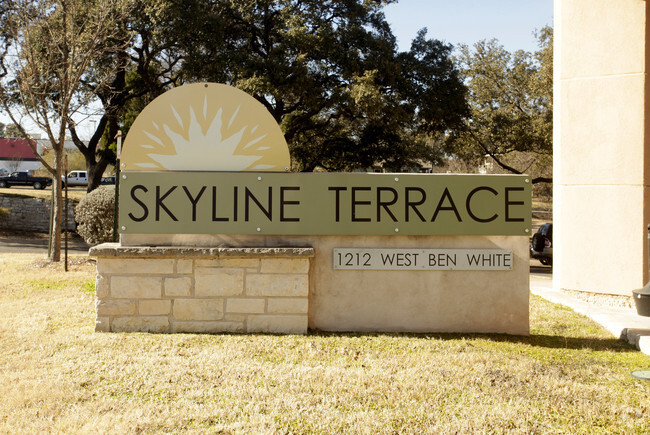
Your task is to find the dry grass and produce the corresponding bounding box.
[1,254,649,433]
[0,186,87,202]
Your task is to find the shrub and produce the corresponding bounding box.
[75,186,115,245]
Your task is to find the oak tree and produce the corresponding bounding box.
[168,0,468,171]
[446,27,552,183]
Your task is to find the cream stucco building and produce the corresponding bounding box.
[554,0,650,296]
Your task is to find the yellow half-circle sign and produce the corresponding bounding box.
[121,83,290,172]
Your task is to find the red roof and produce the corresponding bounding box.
[0,138,39,160]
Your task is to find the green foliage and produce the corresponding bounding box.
[75,185,115,245]
[446,26,553,182]
[168,0,468,171]
[26,280,66,291]
[4,1,469,176]
[0,123,22,138]
[81,279,95,294]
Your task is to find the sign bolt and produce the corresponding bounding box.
[395,228,399,232]
[256,227,261,232]
[121,226,126,231]
[121,163,126,168]
[525,228,530,233]
[257,176,262,181]
[122,174,127,179]
[394,177,399,182]
[525,178,530,183]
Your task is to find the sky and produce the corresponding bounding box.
[384,0,554,53]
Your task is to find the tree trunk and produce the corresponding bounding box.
[50,151,63,262]
[87,158,110,192]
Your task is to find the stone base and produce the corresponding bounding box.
[90,244,313,334]
[91,234,530,335]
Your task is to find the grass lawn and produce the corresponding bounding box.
[1,254,649,433]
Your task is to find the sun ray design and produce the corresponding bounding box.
[121,83,290,172]
[140,103,264,171]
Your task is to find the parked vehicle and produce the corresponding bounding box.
[100,176,116,185]
[62,170,88,187]
[0,171,53,189]
[530,223,553,266]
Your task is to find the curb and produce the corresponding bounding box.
[530,275,650,356]
[622,328,650,355]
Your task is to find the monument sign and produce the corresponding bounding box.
[91,83,532,335]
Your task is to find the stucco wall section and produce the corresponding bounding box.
[554,0,650,295]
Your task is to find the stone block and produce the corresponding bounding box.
[95,275,109,298]
[246,274,309,297]
[176,259,193,274]
[226,298,266,314]
[95,316,111,332]
[112,316,170,333]
[139,300,172,316]
[96,299,136,316]
[173,299,224,321]
[267,298,308,314]
[164,277,192,297]
[111,276,162,299]
[195,269,243,297]
[97,258,175,275]
[197,258,260,269]
[260,258,309,274]
[247,315,308,334]
[194,259,217,268]
[173,321,245,333]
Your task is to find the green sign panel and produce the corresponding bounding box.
[118,172,531,236]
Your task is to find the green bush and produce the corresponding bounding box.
[75,186,115,245]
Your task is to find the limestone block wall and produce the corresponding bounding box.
[0,195,76,232]
[90,244,313,334]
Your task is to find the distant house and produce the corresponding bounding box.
[0,138,43,173]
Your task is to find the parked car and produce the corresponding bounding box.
[0,171,52,189]
[530,223,553,266]
[62,170,88,187]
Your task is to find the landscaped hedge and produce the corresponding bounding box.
[75,186,115,245]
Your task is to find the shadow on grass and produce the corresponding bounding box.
[306,330,636,353]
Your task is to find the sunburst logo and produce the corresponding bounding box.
[121,83,290,172]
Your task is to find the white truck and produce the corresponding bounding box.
[62,170,88,187]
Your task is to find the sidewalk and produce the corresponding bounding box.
[530,274,650,355]
[0,231,90,254]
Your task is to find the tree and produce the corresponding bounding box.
[0,0,129,261]
[7,154,22,173]
[3,123,22,138]
[445,26,552,183]
[169,0,468,171]
[67,0,181,191]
